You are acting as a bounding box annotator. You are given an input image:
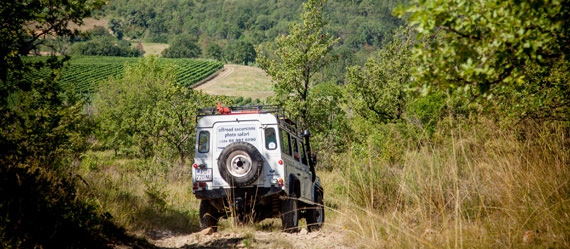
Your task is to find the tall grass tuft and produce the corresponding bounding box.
[332,119,569,248]
[77,150,201,234]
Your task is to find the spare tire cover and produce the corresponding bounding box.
[218,142,263,187]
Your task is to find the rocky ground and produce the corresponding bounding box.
[146,225,351,249]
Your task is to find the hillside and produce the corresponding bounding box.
[24,56,223,96]
[193,64,274,99]
[94,0,407,83]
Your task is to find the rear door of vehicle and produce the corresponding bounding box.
[213,121,263,186]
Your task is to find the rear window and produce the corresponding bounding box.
[198,131,209,153]
[265,128,277,150]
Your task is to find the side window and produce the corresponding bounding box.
[264,128,277,150]
[280,129,291,156]
[299,141,308,165]
[292,137,300,161]
[198,131,209,153]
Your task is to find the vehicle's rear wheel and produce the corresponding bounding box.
[307,190,324,232]
[199,200,221,231]
[218,142,263,187]
[281,194,299,233]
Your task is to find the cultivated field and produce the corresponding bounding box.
[24,56,223,96]
[194,64,274,99]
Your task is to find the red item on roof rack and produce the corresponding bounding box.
[216,102,262,115]
[216,102,232,114]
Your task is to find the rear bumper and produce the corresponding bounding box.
[194,186,284,200]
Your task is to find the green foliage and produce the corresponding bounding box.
[93,57,173,158]
[405,91,447,137]
[345,27,414,124]
[257,0,339,128]
[24,56,223,97]
[401,0,570,121]
[161,33,202,58]
[109,18,125,40]
[102,0,406,83]
[0,0,104,82]
[70,35,143,57]
[308,82,349,155]
[1,74,91,170]
[93,57,223,163]
[232,96,263,107]
[206,43,223,61]
[224,40,257,65]
[0,0,138,247]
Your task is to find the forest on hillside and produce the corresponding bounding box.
[66,0,406,83]
[100,0,403,46]
[1,0,569,248]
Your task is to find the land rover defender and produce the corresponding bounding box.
[192,104,324,232]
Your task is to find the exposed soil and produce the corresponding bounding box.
[145,226,351,249]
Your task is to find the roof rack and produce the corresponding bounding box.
[197,103,281,116]
[197,103,301,131]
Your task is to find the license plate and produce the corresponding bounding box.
[195,168,212,181]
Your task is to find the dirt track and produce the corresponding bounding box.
[147,225,351,249]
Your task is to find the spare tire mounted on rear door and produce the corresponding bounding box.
[218,142,263,187]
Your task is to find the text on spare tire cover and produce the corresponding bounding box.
[217,125,258,149]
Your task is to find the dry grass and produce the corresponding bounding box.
[77,117,568,248]
[324,119,570,248]
[194,64,274,99]
[77,151,201,233]
[137,42,169,57]
[68,17,109,31]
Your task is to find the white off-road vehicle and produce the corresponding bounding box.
[192,104,324,232]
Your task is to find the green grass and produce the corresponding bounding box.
[23,56,223,97]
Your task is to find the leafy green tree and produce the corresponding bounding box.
[109,18,124,40]
[401,0,570,121]
[69,35,143,57]
[161,33,202,58]
[152,89,217,164]
[94,57,176,157]
[0,0,131,248]
[345,27,414,124]
[257,0,339,128]
[0,0,102,83]
[206,43,223,61]
[0,0,103,169]
[94,57,219,163]
[307,81,349,153]
[225,40,256,65]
